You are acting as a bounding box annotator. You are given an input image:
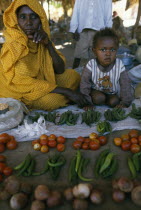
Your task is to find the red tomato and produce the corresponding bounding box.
[130,137,138,144]
[128,130,138,138]
[48,140,57,148]
[0,174,3,182]
[40,134,48,140]
[0,133,10,144]
[57,143,65,152]
[98,136,107,146]
[84,138,91,144]
[56,136,66,144]
[3,167,13,176]
[138,135,141,143]
[81,142,89,150]
[0,155,6,162]
[0,162,6,173]
[6,140,18,150]
[72,140,82,149]
[32,139,40,146]
[130,144,140,154]
[48,134,56,141]
[121,140,131,151]
[89,140,100,150]
[40,139,48,146]
[121,134,130,141]
[0,144,5,153]
[76,136,85,143]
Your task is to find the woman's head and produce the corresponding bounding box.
[16,5,41,39]
[93,28,119,67]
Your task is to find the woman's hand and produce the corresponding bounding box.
[32,25,49,45]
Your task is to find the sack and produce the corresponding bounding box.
[0,98,24,133]
[128,64,141,84]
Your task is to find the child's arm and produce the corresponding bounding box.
[119,70,134,107]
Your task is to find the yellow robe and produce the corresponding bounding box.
[0,0,80,111]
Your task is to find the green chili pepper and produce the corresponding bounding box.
[99,152,114,174]
[75,150,82,173]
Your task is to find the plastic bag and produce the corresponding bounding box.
[0,98,24,132]
[128,64,141,84]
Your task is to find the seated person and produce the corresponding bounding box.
[80,28,134,110]
[0,0,88,111]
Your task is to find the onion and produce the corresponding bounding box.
[20,182,32,194]
[112,189,125,202]
[117,177,134,192]
[64,187,74,201]
[112,179,119,190]
[10,192,28,210]
[34,185,50,201]
[90,189,103,204]
[31,200,46,210]
[5,176,21,195]
[46,190,62,208]
[131,186,141,206]
[73,198,88,210]
[0,189,11,200]
[72,183,91,199]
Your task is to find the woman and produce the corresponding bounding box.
[0,0,88,110]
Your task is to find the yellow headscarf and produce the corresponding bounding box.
[0,0,65,101]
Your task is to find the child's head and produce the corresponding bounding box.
[93,27,119,67]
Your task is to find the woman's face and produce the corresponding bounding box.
[17,5,41,38]
[93,37,118,67]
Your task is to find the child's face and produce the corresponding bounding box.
[93,37,118,67]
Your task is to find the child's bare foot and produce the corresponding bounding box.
[83,105,95,111]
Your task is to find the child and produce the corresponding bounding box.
[80,27,133,110]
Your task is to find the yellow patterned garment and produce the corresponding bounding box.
[135,83,141,98]
[0,0,80,110]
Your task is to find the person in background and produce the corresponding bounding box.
[80,28,134,110]
[69,0,113,69]
[0,0,88,111]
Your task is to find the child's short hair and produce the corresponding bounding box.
[93,27,119,48]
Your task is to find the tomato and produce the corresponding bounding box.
[72,140,82,149]
[98,136,107,146]
[84,138,91,144]
[0,144,5,153]
[138,135,141,142]
[32,139,40,146]
[0,155,6,162]
[48,134,56,141]
[33,143,41,151]
[6,140,18,150]
[0,162,6,173]
[121,140,131,151]
[89,140,100,150]
[40,145,49,153]
[0,133,10,144]
[48,140,57,148]
[0,174,3,182]
[57,143,65,152]
[40,139,48,146]
[56,136,66,144]
[89,132,98,140]
[40,134,48,140]
[114,137,122,146]
[121,134,130,141]
[9,135,15,141]
[128,130,138,138]
[130,144,140,154]
[3,167,13,176]
[81,142,89,150]
[76,136,85,142]
[130,137,138,144]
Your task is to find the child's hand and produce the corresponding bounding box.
[83,105,95,111]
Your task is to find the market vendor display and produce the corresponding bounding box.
[0,0,88,111]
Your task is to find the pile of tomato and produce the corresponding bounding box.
[113,130,141,153]
[0,155,13,182]
[32,134,66,153]
[0,133,18,152]
[72,132,107,150]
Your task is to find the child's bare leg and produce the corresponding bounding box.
[90,90,106,105]
[106,94,120,108]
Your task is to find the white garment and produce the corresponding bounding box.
[86,58,125,94]
[69,0,113,33]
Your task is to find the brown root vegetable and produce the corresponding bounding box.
[117,177,134,192]
[112,189,126,203]
[73,198,88,210]
[5,176,21,195]
[131,186,141,206]
[31,200,46,210]
[20,182,32,194]
[0,189,11,200]
[46,190,62,208]
[90,189,104,204]
[10,192,28,210]
[34,185,50,201]
[63,187,74,201]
